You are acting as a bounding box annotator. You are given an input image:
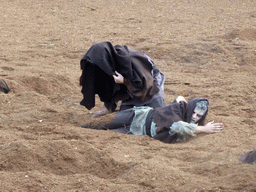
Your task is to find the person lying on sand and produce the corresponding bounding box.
[0,79,10,94]
[80,42,165,117]
[239,146,256,164]
[82,96,224,143]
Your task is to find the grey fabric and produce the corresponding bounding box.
[239,146,256,164]
[129,106,154,135]
[120,71,165,110]
[101,108,135,130]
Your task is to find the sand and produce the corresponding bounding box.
[0,0,256,191]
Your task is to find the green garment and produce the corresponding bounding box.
[129,106,153,135]
[168,121,197,142]
[129,106,197,142]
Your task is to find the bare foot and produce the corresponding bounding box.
[91,107,110,118]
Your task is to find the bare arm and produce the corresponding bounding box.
[194,121,224,134]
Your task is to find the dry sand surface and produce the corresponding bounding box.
[1,0,256,191]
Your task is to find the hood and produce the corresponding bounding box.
[185,98,209,125]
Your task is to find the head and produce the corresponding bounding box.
[190,100,209,124]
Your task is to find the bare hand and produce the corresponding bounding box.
[203,121,224,133]
[176,96,187,103]
[195,121,224,134]
[113,71,124,84]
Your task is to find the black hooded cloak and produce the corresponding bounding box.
[80,42,159,111]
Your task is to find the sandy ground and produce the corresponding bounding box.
[0,0,256,191]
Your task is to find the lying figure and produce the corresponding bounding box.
[82,96,224,143]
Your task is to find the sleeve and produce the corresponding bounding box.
[168,121,197,142]
[169,121,197,137]
[152,121,197,143]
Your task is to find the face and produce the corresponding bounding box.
[190,108,206,124]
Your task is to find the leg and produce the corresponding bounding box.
[91,107,111,118]
[111,127,131,134]
[119,104,135,111]
[102,108,135,130]
[146,96,165,109]
[82,108,135,130]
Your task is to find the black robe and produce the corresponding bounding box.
[80,42,159,111]
[152,98,209,143]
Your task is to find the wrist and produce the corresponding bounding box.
[194,126,205,134]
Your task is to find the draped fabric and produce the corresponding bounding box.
[153,98,209,133]
[80,42,159,111]
[152,98,209,143]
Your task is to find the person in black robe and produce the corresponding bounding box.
[0,79,10,94]
[79,42,165,116]
[82,96,224,143]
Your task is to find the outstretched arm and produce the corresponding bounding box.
[153,120,223,143]
[194,121,224,134]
